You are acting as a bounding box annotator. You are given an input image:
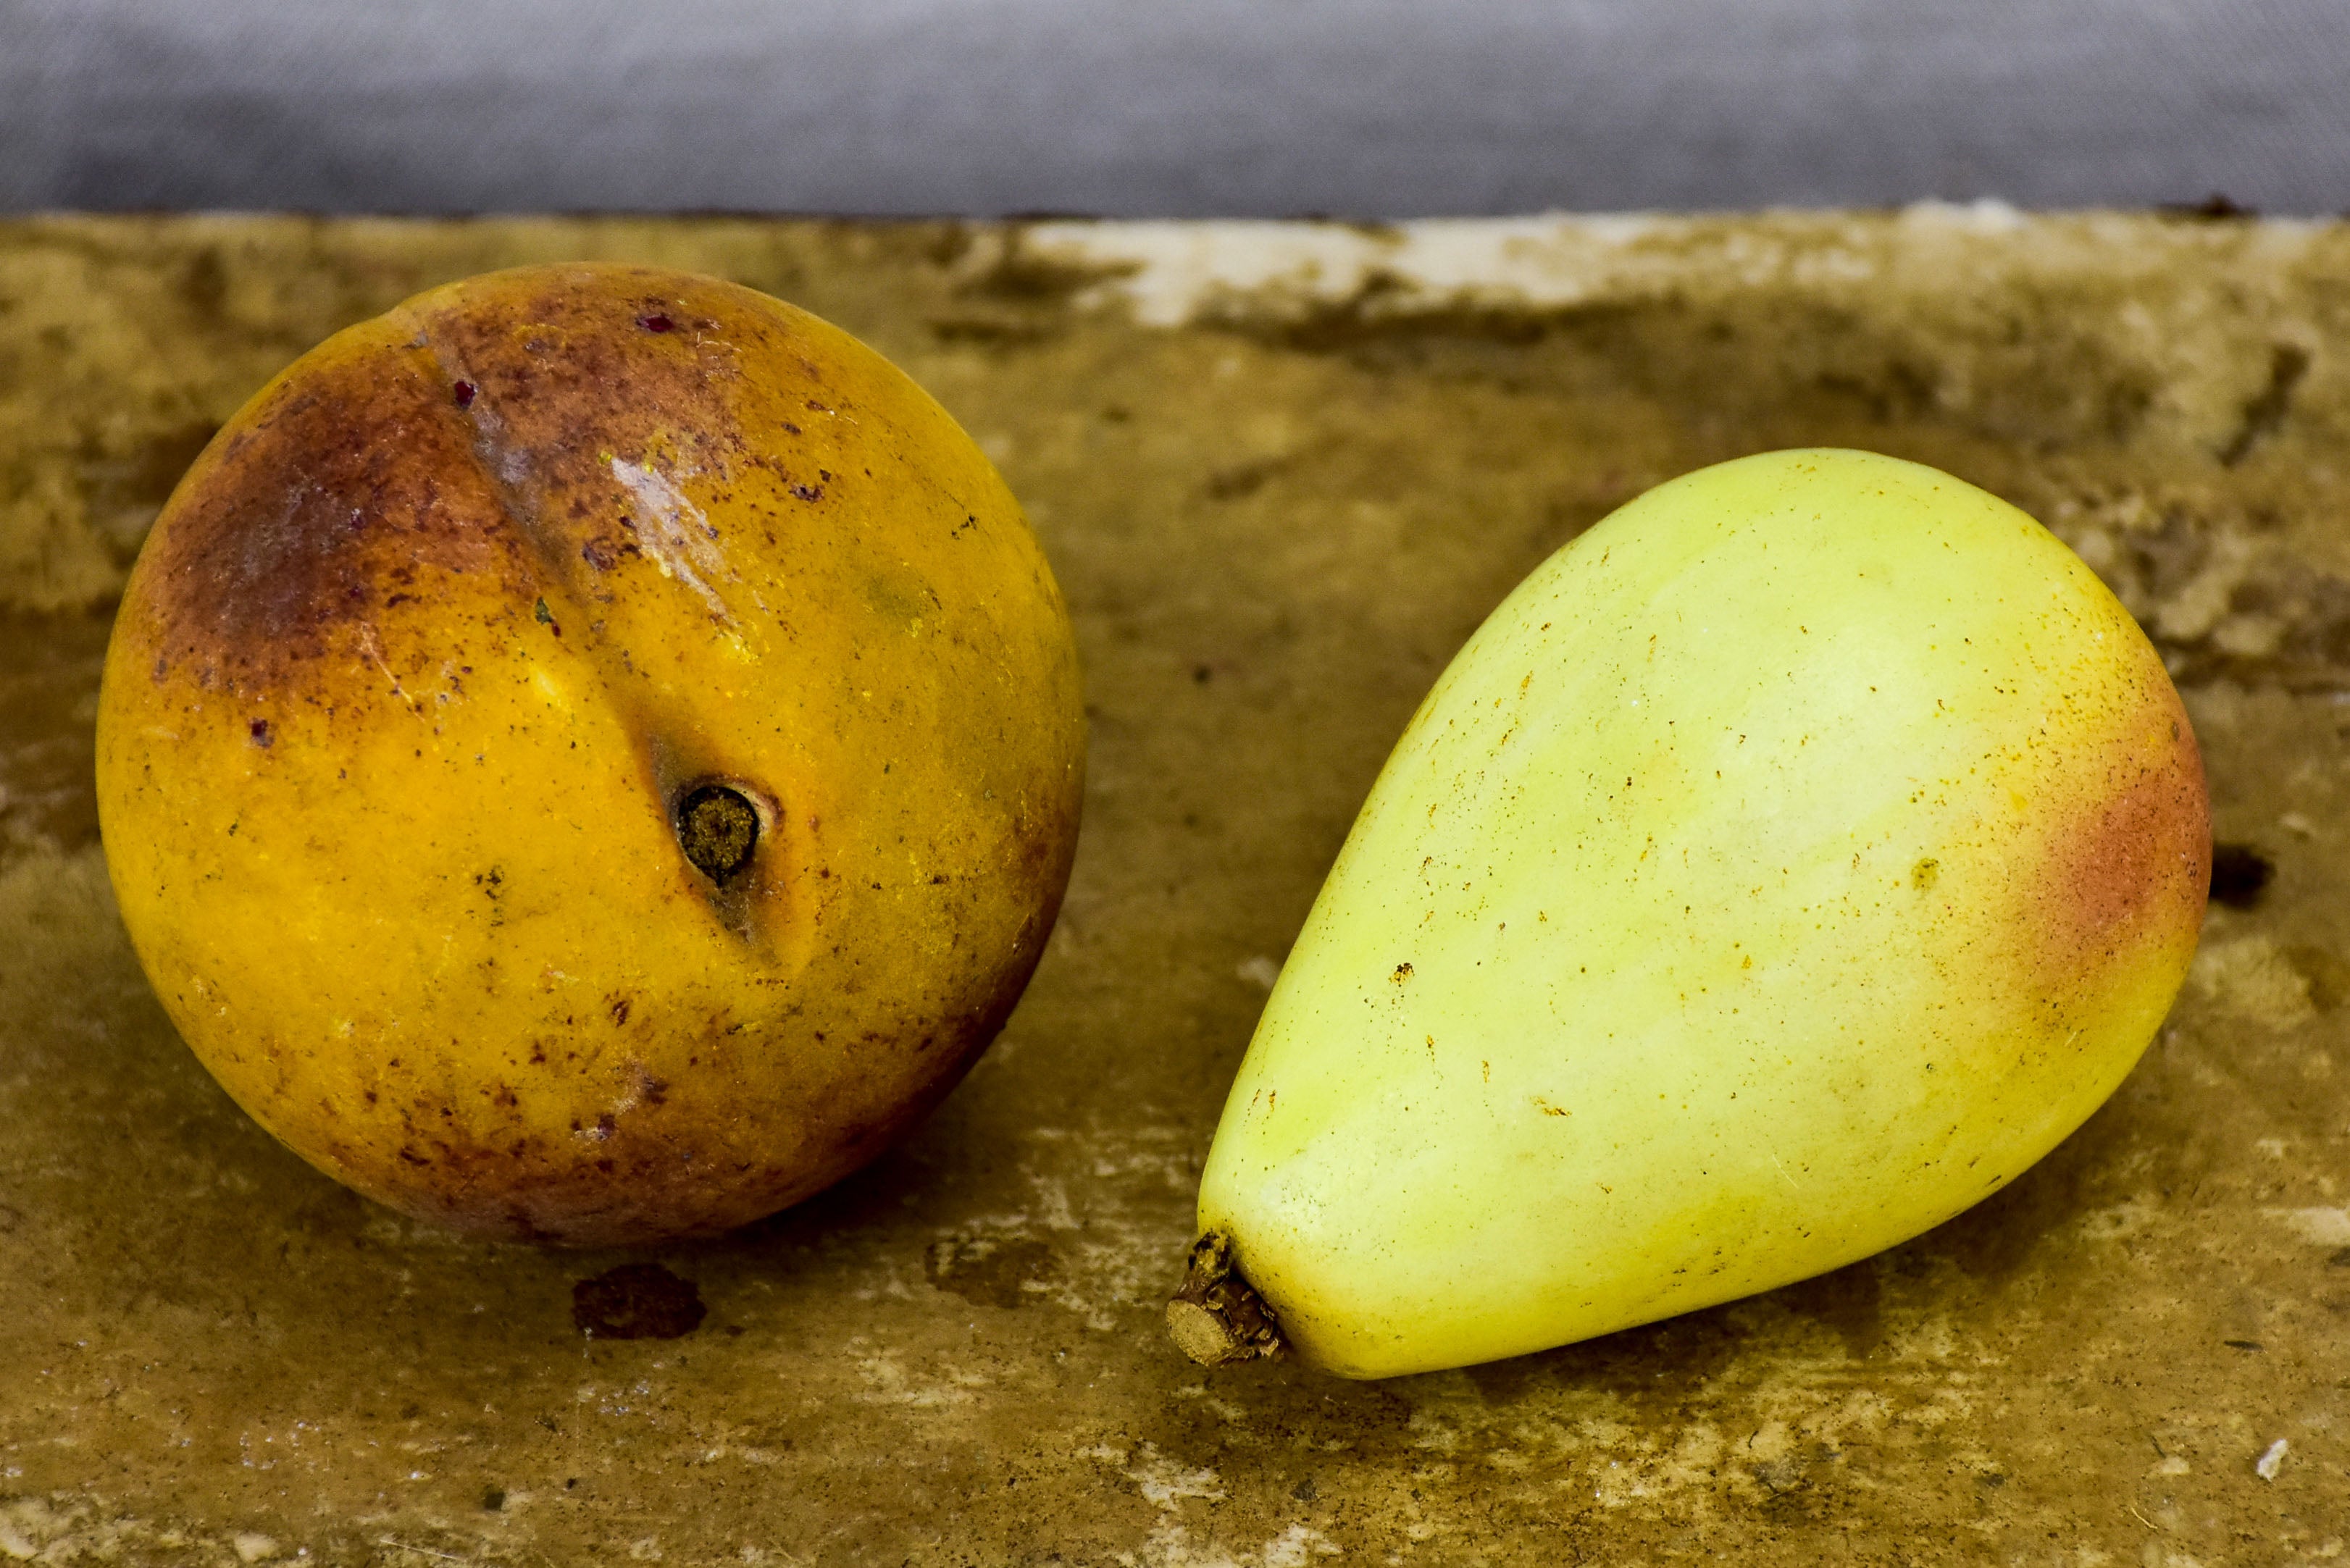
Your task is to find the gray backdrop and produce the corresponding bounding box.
[5,0,2347,217]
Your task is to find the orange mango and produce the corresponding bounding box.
[98,264,1084,1245]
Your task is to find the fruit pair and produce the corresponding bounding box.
[99,267,2207,1380]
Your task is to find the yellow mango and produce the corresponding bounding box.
[1174,449,2207,1378]
[96,264,1084,1245]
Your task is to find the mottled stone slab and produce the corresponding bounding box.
[1,211,2345,1564]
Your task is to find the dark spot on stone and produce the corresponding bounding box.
[1910,857,1939,890]
[2328,1246,2350,1268]
[0,605,111,865]
[779,422,800,435]
[788,483,823,502]
[482,1488,506,1512]
[1258,270,1554,356]
[1978,1472,2007,1488]
[929,314,1053,347]
[572,1262,706,1339]
[956,245,1132,305]
[2224,1338,2263,1351]
[180,247,227,314]
[609,996,631,1026]
[2220,344,2309,466]
[93,421,222,515]
[1192,665,1213,683]
[677,784,760,883]
[2209,842,2275,909]
[1291,1477,1318,1502]
[2165,193,2257,221]
[453,380,475,408]
[2100,379,2155,440]
[72,420,225,570]
[534,597,553,624]
[638,314,674,333]
[2286,944,2350,1010]
[248,717,272,747]
[924,1234,1057,1309]
[1205,459,1281,501]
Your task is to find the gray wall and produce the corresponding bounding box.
[6,0,2346,217]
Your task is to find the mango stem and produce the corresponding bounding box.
[1166,1232,1284,1367]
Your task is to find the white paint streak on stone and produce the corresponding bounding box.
[1128,1443,1226,1509]
[849,1349,975,1408]
[1257,1524,1342,1567]
[2191,934,2316,1030]
[1237,955,1281,991]
[1024,214,1668,327]
[2154,532,2257,643]
[1128,1520,1338,1568]
[1026,205,2051,330]
[2265,1206,2350,1246]
[1018,208,2334,475]
[2257,1438,2288,1480]
[924,1123,1197,1333]
[2078,1199,2162,1243]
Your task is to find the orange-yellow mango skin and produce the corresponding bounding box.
[96,264,1084,1246]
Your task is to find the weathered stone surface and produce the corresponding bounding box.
[1,210,2345,1564]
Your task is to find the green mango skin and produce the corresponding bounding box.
[1197,449,2209,1379]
